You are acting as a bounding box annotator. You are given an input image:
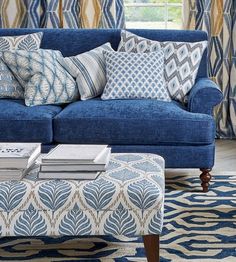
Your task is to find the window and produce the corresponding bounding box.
[124,0,183,29]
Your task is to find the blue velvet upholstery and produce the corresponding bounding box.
[54,98,215,145]
[0,28,223,170]
[188,78,223,115]
[0,99,61,143]
[111,144,215,169]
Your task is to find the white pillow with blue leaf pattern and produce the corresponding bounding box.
[0,32,43,100]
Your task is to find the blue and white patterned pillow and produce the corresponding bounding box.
[0,61,24,99]
[0,32,43,51]
[118,30,207,103]
[2,49,79,106]
[60,43,113,100]
[0,32,43,99]
[101,50,171,101]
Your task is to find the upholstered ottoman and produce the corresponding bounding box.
[0,153,165,262]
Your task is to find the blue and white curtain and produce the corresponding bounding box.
[183,0,236,138]
[0,0,125,29]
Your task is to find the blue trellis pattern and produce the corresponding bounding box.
[0,153,164,236]
[101,50,171,101]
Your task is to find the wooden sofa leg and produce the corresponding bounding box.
[200,168,212,192]
[143,235,160,262]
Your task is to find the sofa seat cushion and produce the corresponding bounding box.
[0,99,62,143]
[54,98,215,145]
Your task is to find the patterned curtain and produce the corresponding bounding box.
[0,0,125,29]
[183,0,236,139]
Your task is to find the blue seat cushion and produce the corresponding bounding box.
[54,99,215,145]
[0,99,62,143]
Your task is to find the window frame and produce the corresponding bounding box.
[124,0,183,30]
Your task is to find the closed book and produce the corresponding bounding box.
[0,143,41,169]
[0,165,35,181]
[41,144,108,164]
[38,171,101,180]
[40,148,111,172]
[40,163,106,172]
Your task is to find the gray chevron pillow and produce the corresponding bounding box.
[118,30,207,103]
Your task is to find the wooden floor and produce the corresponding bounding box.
[214,139,236,171]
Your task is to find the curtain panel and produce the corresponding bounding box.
[0,0,125,29]
[183,0,236,139]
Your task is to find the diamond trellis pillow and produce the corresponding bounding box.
[2,49,79,106]
[0,32,43,99]
[118,30,208,103]
[59,43,113,100]
[101,50,171,101]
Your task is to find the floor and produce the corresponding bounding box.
[167,139,236,179]
[214,139,236,171]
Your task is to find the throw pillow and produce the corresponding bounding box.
[59,43,113,100]
[118,30,208,103]
[0,61,24,99]
[0,32,43,51]
[101,50,171,101]
[0,32,43,99]
[2,49,79,106]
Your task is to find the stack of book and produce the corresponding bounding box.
[0,143,41,181]
[39,144,111,180]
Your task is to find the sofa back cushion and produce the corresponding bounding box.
[0,29,208,79]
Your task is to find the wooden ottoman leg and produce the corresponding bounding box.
[143,235,160,262]
[200,168,212,192]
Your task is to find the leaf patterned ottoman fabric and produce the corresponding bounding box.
[0,153,165,237]
[118,30,207,103]
[0,32,43,99]
[2,49,79,106]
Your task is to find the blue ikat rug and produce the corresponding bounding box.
[0,171,235,261]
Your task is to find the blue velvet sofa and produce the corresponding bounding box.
[0,29,223,191]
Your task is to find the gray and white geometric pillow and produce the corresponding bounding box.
[2,49,79,106]
[101,50,171,101]
[0,32,43,99]
[118,30,208,103]
[60,43,113,100]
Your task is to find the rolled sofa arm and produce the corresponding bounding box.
[187,78,223,115]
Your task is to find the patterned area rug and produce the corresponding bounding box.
[0,170,235,261]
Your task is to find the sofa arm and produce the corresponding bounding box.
[187,78,223,115]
